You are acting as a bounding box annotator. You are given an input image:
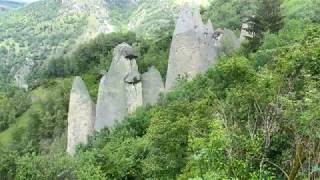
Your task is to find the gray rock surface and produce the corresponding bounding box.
[217,28,241,55]
[125,81,143,113]
[67,76,95,155]
[95,43,142,130]
[165,3,218,90]
[125,62,143,113]
[142,66,164,105]
[240,23,252,43]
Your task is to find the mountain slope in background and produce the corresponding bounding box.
[0,0,212,90]
[0,0,24,11]
[0,0,114,89]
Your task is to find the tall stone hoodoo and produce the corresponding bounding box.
[142,66,164,105]
[95,43,143,130]
[67,77,95,155]
[165,3,239,90]
[165,4,217,90]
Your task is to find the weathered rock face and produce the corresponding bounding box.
[125,64,143,113]
[216,28,241,55]
[165,3,240,90]
[95,43,142,130]
[142,66,164,105]
[67,76,95,155]
[240,23,252,43]
[165,4,218,90]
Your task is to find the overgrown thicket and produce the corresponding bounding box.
[0,88,31,132]
[0,0,320,179]
[46,31,171,80]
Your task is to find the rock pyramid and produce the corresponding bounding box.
[67,76,95,155]
[142,66,164,105]
[67,3,242,151]
[165,3,240,90]
[95,43,143,130]
[165,3,218,90]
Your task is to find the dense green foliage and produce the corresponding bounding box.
[47,31,171,81]
[0,88,30,132]
[0,0,24,11]
[0,0,320,179]
[245,0,284,53]
[0,0,88,89]
[1,22,319,179]
[203,0,257,30]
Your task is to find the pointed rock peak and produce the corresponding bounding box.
[143,66,163,82]
[71,76,91,98]
[205,20,214,33]
[147,66,161,74]
[67,76,95,155]
[174,1,205,35]
[192,4,204,28]
[144,67,163,81]
[174,3,195,35]
[142,66,164,105]
[114,43,137,60]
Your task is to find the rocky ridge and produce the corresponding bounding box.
[67,2,241,154]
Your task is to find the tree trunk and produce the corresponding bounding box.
[288,143,306,180]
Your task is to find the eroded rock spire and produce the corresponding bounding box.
[165,3,217,90]
[142,66,164,105]
[95,43,142,130]
[67,76,95,155]
[165,3,240,90]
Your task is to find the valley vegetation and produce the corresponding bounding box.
[0,0,320,179]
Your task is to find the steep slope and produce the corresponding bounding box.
[0,0,211,90]
[128,0,211,37]
[0,0,24,11]
[0,0,113,90]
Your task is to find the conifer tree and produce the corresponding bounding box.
[245,0,284,52]
[312,0,320,23]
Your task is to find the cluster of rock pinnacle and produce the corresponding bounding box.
[67,43,164,155]
[67,3,242,155]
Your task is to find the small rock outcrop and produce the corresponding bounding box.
[165,4,218,90]
[240,23,252,43]
[216,28,241,55]
[95,43,143,130]
[142,66,164,105]
[67,77,95,155]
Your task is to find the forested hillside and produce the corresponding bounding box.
[0,0,180,90]
[0,0,320,179]
[0,0,88,89]
[0,0,24,11]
